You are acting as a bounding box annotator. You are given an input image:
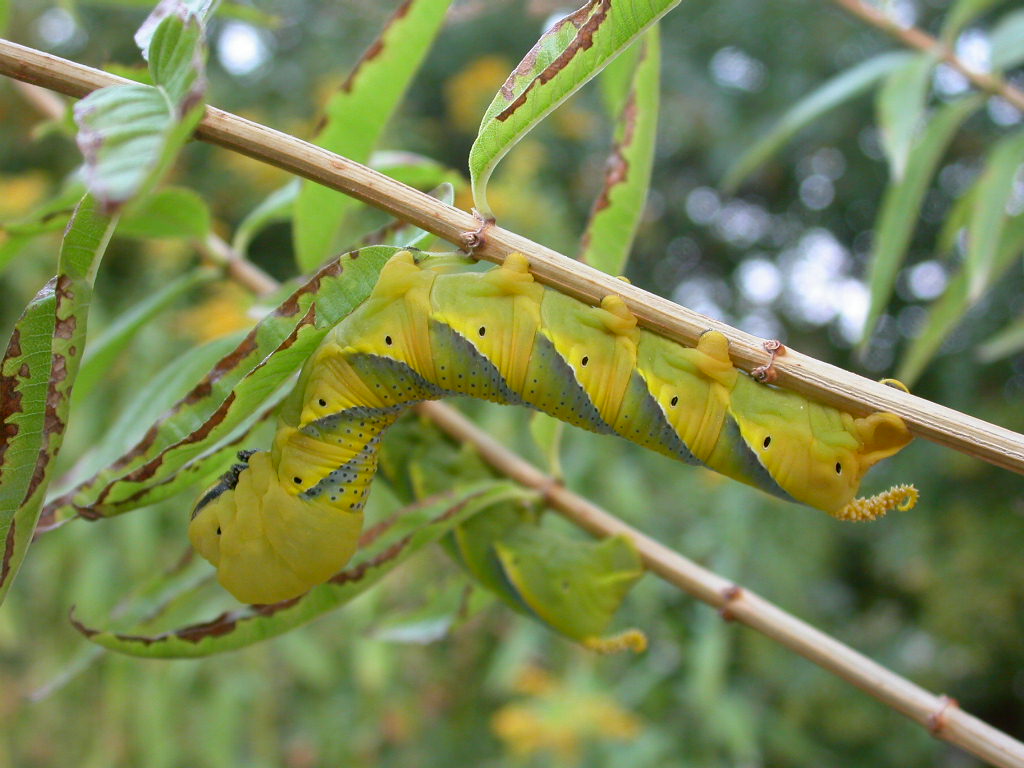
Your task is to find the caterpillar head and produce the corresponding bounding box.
[190,451,362,604]
[733,381,915,519]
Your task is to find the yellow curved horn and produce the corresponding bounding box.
[832,484,919,522]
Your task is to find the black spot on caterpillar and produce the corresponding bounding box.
[191,251,916,604]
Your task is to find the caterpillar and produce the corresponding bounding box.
[190,250,917,605]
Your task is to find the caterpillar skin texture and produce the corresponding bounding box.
[191,251,915,604]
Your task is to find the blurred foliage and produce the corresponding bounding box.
[1,1,1023,767]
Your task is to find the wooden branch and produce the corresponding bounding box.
[6,39,1020,764]
[830,0,1024,113]
[1,37,1022,475]
[417,400,1024,768]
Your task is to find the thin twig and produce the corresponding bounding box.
[417,400,1024,768]
[6,37,1022,766]
[830,0,1024,113]
[0,38,1022,474]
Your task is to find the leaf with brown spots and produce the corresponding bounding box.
[293,0,453,271]
[71,481,526,657]
[44,246,404,524]
[0,196,116,605]
[577,26,659,277]
[468,0,679,218]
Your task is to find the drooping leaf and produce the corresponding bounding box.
[897,213,1024,384]
[859,96,983,349]
[0,196,117,604]
[469,0,680,218]
[991,9,1024,71]
[722,52,912,192]
[71,482,527,657]
[875,52,935,181]
[117,186,212,239]
[964,128,1024,300]
[292,0,453,271]
[578,26,659,276]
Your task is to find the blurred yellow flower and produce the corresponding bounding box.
[176,282,254,341]
[0,172,48,218]
[445,55,513,132]
[491,662,642,765]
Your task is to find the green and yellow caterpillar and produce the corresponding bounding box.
[190,251,917,604]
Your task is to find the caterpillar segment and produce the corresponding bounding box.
[191,251,916,604]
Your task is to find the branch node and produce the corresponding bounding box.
[751,339,785,384]
[928,695,959,737]
[460,209,495,257]
[718,584,744,621]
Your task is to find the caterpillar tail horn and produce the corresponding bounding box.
[831,484,919,522]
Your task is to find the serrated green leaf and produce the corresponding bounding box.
[135,0,219,57]
[941,0,1005,40]
[579,26,659,276]
[965,129,1024,300]
[71,482,526,657]
[74,85,203,211]
[470,0,678,218]
[722,52,912,192]
[0,196,117,604]
[897,213,1024,384]
[991,9,1024,71]
[860,96,982,349]
[146,10,206,106]
[117,186,211,239]
[232,179,299,256]
[977,312,1024,363]
[876,52,935,181]
[74,9,209,210]
[293,0,453,271]
[48,247,408,522]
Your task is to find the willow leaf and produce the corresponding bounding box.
[0,197,116,604]
[578,26,659,276]
[859,96,982,349]
[469,0,679,218]
[722,52,912,192]
[991,9,1024,71]
[875,52,935,182]
[965,128,1024,301]
[897,213,1024,384]
[293,0,453,271]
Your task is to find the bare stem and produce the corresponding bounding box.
[0,38,1021,474]
[829,0,1024,113]
[4,34,1022,767]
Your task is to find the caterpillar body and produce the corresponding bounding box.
[190,251,916,604]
